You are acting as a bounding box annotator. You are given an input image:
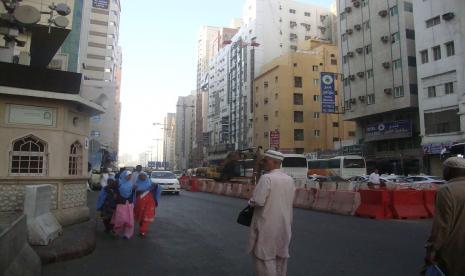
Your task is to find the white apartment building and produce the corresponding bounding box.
[206,0,333,161]
[413,0,465,175]
[79,0,121,168]
[337,0,421,174]
[175,92,196,170]
[163,113,176,170]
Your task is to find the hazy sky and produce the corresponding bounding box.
[118,0,334,163]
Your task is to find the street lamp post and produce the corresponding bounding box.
[153,138,161,169]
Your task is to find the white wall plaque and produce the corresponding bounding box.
[7,104,57,126]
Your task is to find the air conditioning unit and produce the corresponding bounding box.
[442,12,455,21]
[350,98,357,104]
[382,62,391,68]
[349,74,356,81]
[318,26,326,33]
[384,88,392,94]
[378,10,388,17]
[354,24,361,31]
[353,1,360,8]
[345,7,352,13]
[358,95,365,102]
[381,36,389,43]
[356,47,363,54]
[347,51,355,57]
[346,29,353,35]
[357,71,365,78]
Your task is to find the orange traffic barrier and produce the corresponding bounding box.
[224,183,233,196]
[199,180,207,192]
[293,189,314,209]
[214,182,224,194]
[423,190,436,217]
[313,190,335,212]
[231,184,243,197]
[330,191,361,215]
[355,190,393,219]
[179,176,189,190]
[189,177,199,192]
[391,190,429,219]
[206,181,215,193]
[240,184,254,199]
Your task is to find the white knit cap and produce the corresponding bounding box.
[263,150,284,161]
[444,157,465,169]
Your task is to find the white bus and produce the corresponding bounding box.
[281,154,308,185]
[308,155,366,179]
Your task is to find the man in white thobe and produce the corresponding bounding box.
[248,150,296,276]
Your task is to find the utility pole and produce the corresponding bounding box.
[153,138,161,169]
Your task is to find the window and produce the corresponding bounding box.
[367,94,375,105]
[313,79,320,85]
[391,32,400,43]
[333,137,340,142]
[367,69,374,78]
[445,41,455,57]
[331,59,337,65]
[264,132,269,138]
[313,95,320,102]
[313,112,320,119]
[404,2,413,12]
[294,76,302,88]
[420,50,428,64]
[408,56,417,67]
[10,135,47,175]
[343,78,350,86]
[363,20,370,30]
[294,129,304,141]
[275,76,279,83]
[389,6,398,16]
[294,111,304,123]
[295,148,304,154]
[432,46,441,60]
[314,129,320,137]
[427,86,436,98]
[264,115,269,121]
[365,44,372,55]
[393,59,402,69]
[362,0,369,7]
[312,65,319,71]
[289,9,296,14]
[290,21,297,28]
[340,12,346,20]
[445,82,454,94]
[304,12,311,17]
[406,29,415,39]
[91,130,101,137]
[348,131,356,137]
[69,142,83,175]
[264,81,268,88]
[342,55,347,64]
[394,86,404,98]
[425,109,460,135]
[293,93,303,105]
[426,16,440,28]
[333,122,339,127]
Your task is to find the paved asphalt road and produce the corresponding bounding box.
[43,190,432,276]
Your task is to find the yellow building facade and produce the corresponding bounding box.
[253,40,356,154]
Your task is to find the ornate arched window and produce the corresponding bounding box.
[69,142,83,175]
[10,135,47,175]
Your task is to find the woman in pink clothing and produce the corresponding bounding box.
[111,170,135,239]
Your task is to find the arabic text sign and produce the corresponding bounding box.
[320,72,335,113]
[365,120,412,142]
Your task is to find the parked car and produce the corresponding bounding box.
[348,175,368,182]
[380,174,409,184]
[404,175,446,185]
[151,171,180,195]
[173,170,183,179]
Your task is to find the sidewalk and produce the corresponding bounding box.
[33,192,99,265]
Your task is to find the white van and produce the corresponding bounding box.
[281,154,308,186]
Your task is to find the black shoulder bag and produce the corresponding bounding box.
[237,205,254,227]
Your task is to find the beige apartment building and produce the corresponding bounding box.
[253,40,355,154]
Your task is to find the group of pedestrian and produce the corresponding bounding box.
[97,165,162,239]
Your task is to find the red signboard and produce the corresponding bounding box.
[269,131,280,149]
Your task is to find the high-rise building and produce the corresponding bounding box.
[336,0,421,174]
[79,0,122,169]
[205,0,334,161]
[175,92,196,170]
[253,40,356,154]
[163,113,176,170]
[413,0,465,175]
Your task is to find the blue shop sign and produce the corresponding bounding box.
[365,120,412,142]
[320,72,335,113]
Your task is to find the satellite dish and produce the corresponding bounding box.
[13,5,41,25]
[55,3,71,16]
[53,16,69,28]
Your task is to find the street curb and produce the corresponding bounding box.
[32,218,97,265]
